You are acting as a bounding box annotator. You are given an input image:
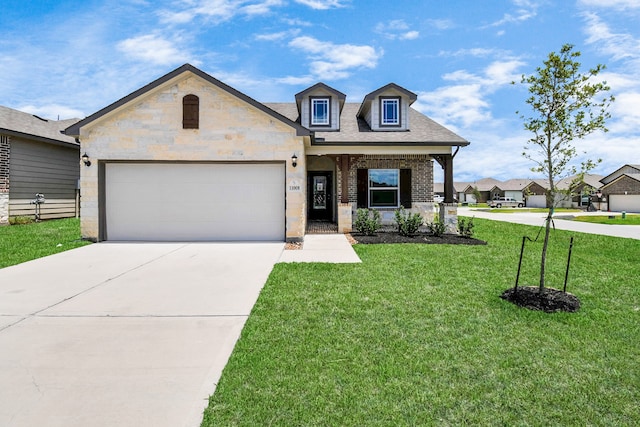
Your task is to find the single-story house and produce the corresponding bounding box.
[64,64,469,242]
[525,174,604,209]
[461,177,501,204]
[599,164,640,212]
[0,106,80,224]
[488,179,531,203]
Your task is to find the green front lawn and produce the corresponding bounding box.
[0,218,90,268]
[202,219,640,426]
[573,214,640,225]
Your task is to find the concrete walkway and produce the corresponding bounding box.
[0,243,284,427]
[278,234,361,263]
[459,207,640,240]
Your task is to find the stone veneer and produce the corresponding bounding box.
[335,154,436,224]
[77,73,306,241]
[0,135,9,224]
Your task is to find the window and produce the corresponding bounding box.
[380,97,400,126]
[311,97,330,126]
[183,94,199,129]
[368,169,399,207]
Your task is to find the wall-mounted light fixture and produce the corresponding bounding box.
[291,154,298,168]
[81,153,91,167]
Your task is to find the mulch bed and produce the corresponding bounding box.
[500,286,581,313]
[350,232,487,246]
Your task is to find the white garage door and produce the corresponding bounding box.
[608,194,640,213]
[105,163,285,241]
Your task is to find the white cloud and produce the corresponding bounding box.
[582,12,640,61]
[485,0,539,28]
[578,0,640,10]
[288,36,382,80]
[293,0,348,10]
[255,29,301,41]
[18,104,86,121]
[375,20,420,40]
[439,48,506,58]
[427,19,454,31]
[159,0,284,24]
[117,34,190,65]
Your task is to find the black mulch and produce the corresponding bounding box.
[500,286,581,313]
[350,232,487,245]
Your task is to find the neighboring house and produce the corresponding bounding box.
[524,174,603,209]
[64,64,469,242]
[433,181,470,203]
[0,106,80,224]
[462,177,501,203]
[599,164,640,212]
[488,179,531,203]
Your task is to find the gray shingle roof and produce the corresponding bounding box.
[0,105,79,147]
[266,102,469,146]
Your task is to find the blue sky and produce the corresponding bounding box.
[1,0,639,182]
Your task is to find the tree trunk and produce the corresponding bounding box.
[539,211,552,291]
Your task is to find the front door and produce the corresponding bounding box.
[308,172,332,220]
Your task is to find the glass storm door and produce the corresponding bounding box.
[308,172,332,220]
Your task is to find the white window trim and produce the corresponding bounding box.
[368,169,400,208]
[380,98,400,126]
[311,97,330,126]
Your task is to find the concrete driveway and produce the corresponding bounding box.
[0,242,284,427]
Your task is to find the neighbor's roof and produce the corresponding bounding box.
[65,64,311,138]
[555,173,604,190]
[267,102,469,146]
[0,105,79,148]
[600,164,640,185]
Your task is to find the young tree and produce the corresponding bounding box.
[517,44,614,292]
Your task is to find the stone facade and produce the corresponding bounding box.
[78,73,307,241]
[0,135,9,224]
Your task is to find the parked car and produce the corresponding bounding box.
[488,197,524,208]
[434,195,444,203]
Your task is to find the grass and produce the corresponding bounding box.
[573,214,640,225]
[0,218,90,268]
[202,218,640,426]
[483,207,582,214]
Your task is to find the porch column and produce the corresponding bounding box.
[433,153,458,234]
[337,154,352,233]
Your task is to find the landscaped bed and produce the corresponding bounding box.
[202,218,640,426]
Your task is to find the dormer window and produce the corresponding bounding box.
[380,97,400,126]
[311,97,330,126]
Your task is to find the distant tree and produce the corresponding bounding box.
[516,44,614,292]
[472,186,482,205]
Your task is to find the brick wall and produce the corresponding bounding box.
[335,154,433,203]
[604,175,640,195]
[0,135,9,194]
[0,135,8,224]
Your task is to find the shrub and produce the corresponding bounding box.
[354,209,381,236]
[427,218,446,237]
[458,217,475,238]
[394,206,423,237]
[9,216,34,225]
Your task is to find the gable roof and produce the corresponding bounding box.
[601,173,640,190]
[555,173,603,191]
[268,102,469,146]
[0,105,79,148]
[492,178,534,191]
[65,63,311,138]
[361,83,417,104]
[600,164,640,185]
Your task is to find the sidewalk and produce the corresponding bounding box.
[459,207,640,240]
[278,234,361,263]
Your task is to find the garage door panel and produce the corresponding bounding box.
[105,163,285,241]
[609,195,640,213]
